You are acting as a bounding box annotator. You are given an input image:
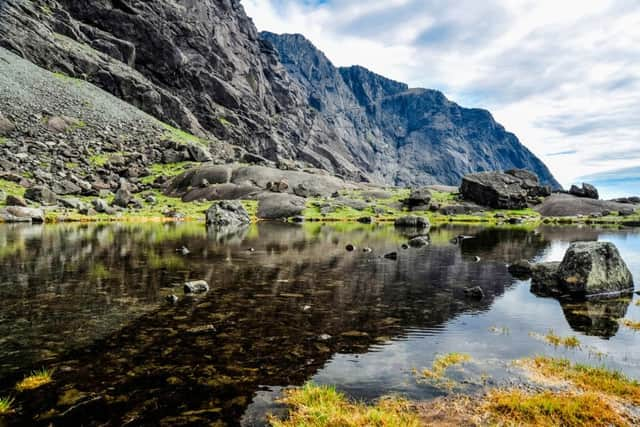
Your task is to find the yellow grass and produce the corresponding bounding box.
[15,368,53,392]
[422,353,472,379]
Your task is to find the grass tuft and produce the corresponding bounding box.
[269,382,421,427]
[620,319,640,331]
[531,330,581,349]
[16,368,53,392]
[484,389,629,427]
[0,396,14,415]
[422,352,471,379]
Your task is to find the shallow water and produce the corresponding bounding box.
[0,222,639,425]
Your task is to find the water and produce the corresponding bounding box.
[0,222,639,425]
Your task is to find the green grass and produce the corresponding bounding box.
[140,162,194,184]
[531,330,581,349]
[160,123,208,146]
[0,396,14,415]
[16,368,53,392]
[218,116,232,127]
[269,383,421,427]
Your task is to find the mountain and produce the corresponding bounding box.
[261,32,560,188]
[0,0,560,188]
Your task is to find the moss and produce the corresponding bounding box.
[89,263,111,280]
[218,116,232,127]
[16,368,53,392]
[65,162,79,170]
[0,396,14,415]
[269,383,421,427]
[421,353,472,379]
[89,154,110,167]
[140,162,194,184]
[0,137,6,145]
[527,357,640,405]
[484,389,629,427]
[160,122,208,146]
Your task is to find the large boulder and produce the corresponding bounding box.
[403,188,432,210]
[459,170,548,209]
[536,194,631,217]
[557,242,633,295]
[569,183,599,200]
[24,186,58,205]
[257,193,306,220]
[0,206,44,223]
[394,216,430,229]
[205,200,250,228]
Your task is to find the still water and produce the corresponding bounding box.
[0,222,639,425]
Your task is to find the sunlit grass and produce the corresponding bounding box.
[140,162,195,184]
[0,396,14,415]
[269,382,421,427]
[620,319,640,331]
[16,368,53,391]
[421,352,472,379]
[484,389,629,427]
[530,330,581,349]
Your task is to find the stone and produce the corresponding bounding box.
[408,236,430,248]
[569,183,599,199]
[257,193,306,220]
[186,143,213,162]
[345,244,355,252]
[463,286,484,299]
[113,182,133,208]
[0,206,44,223]
[394,216,430,229]
[384,252,398,260]
[508,260,533,279]
[530,262,562,296]
[404,188,432,210]
[205,200,250,229]
[59,198,86,210]
[5,195,27,207]
[24,186,58,205]
[166,295,179,304]
[460,170,544,209]
[184,280,210,294]
[557,242,633,296]
[93,198,111,213]
[266,180,289,193]
[0,113,16,135]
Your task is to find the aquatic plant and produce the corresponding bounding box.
[15,368,53,392]
[531,330,581,349]
[484,389,628,427]
[421,352,472,379]
[620,319,640,331]
[269,382,421,427]
[0,396,15,415]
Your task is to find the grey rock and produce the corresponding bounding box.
[24,186,58,205]
[183,280,210,294]
[536,194,633,217]
[463,286,484,299]
[113,182,132,208]
[166,294,179,304]
[257,193,306,220]
[394,216,430,229]
[557,242,633,296]
[5,195,27,207]
[508,260,533,279]
[459,170,549,209]
[205,200,250,229]
[0,189,5,202]
[0,112,16,135]
[92,198,111,213]
[59,198,86,210]
[530,262,562,296]
[408,236,430,248]
[186,143,213,162]
[404,188,432,210]
[569,183,599,199]
[0,206,44,223]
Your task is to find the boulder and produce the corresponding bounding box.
[24,186,58,205]
[508,260,533,279]
[0,113,16,135]
[5,195,27,207]
[408,236,430,248]
[463,286,485,299]
[183,280,209,294]
[557,242,633,295]
[404,188,432,210]
[569,183,599,200]
[181,183,259,202]
[186,143,213,162]
[394,216,430,229]
[530,262,562,296]
[113,181,133,208]
[536,194,632,217]
[459,170,548,209]
[257,193,306,220]
[205,200,250,229]
[0,206,44,223]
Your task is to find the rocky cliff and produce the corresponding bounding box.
[0,0,560,188]
[262,32,561,188]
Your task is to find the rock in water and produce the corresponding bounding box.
[530,262,562,296]
[557,242,633,296]
[394,216,430,229]
[569,183,599,200]
[464,286,485,299]
[206,201,250,228]
[184,281,210,294]
[508,260,533,279]
[408,236,430,248]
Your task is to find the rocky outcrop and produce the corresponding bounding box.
[262,32,560,188]
[0,206,44,223]
[535,194,633,217]
[569,183,599,199]
[205,201,250,229]
[459,170,550,209]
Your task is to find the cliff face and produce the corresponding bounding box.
[262,32,561,188]
[0,0,560,188]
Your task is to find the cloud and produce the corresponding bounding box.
[242,0,640,195]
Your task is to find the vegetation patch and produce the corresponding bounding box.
[140,162,194,184]
[531,330,581,348]
[619,319,640,331]
[269,382,422,427]
[0,396,14,415]
[421,352,472,379]
[160,122,208,146]
[16,368,53,392]
[483,389,629,427]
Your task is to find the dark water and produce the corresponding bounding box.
[0,222,639,426]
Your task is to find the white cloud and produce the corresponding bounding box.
[242,0,640,194]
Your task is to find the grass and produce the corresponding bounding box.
[532,330,581,349]
[0,396,14,415]
[527,357,640,405]
[421,353,472,379]
[218,116,232,127]
[15,368,53,392]
[620,319,640,331]
[269,383,422,427]
[140,162,194,184]
[160,123,208,146]
[0,137,6,145]
[483,389,629,426]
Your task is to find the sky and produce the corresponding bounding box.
[242,0,640,197]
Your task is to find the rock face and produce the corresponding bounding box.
[205,201,250,229]
[459,170,550,209]
[557,242,633,295]
[528,242,633,297]
[262,32,560,188]
[570,183,599,199]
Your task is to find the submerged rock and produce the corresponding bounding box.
[464,286,485,300]
[408,236,430,248]
[183,280,210,294]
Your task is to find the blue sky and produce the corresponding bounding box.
[243,0,640,197]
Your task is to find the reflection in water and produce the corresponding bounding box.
[0,222,637,425]
[560,296,632,338]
